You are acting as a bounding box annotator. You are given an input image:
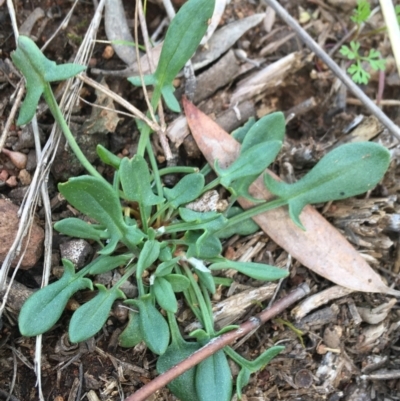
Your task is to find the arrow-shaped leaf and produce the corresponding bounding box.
[18,259,93,336]
[11,36,85,125]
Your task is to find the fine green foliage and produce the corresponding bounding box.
[13,0,392,400]
[350,0,370,24]
[339,0,386,85]
[340,41,385,85]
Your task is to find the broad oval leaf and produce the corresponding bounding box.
[54,217,107,242]
[157,340,201,401]
[209,260,288,281]
[241,112,285,153]
[58,176,126,249]
[69,285,125,343]
[119,311,143,348]
[154,258,180,277]
[153,277,178,313]
[128,295,170,355]
[195,351,232,401]
[137,240,160,278]
[165,274,190,292]
[264,142,391,229]
[120,156,164,206]
[18,259,93,336]
[215,140,282,188]
[164,173,205,208]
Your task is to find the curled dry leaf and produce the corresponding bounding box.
[183,98,400,296]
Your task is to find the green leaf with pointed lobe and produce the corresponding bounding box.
[69,285,126,343]
[264,142,390,229]
[11,35,85,125]
[18,259,93,336]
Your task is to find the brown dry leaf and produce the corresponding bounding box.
[183,98,400,296]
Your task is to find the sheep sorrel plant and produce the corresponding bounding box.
[12,0,391,399]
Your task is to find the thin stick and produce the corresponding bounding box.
[263,0,400,141]
[124,283,310,401]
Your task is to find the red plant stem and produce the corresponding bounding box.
[124,283,310,401]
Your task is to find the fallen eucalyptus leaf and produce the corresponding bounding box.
[183,98,400,296]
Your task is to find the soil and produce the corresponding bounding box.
[0,0,400,401]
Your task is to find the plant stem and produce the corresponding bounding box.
[158,166,199,176]
[224,198,288,229]
[182,264,214,335]
[42,86,103,180]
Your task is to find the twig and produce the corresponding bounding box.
[263,0,400,141]
[124,283,310,401]
[379,0,400,77]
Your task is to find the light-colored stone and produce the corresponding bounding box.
[0,199,44,269]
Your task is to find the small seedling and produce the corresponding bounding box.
[12,0,391,399]
[340,0,386,84]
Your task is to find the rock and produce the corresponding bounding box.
[59,239,93,268]
[0,199,44,269]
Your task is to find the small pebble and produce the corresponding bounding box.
[5,175,18,187]
[18,169,31,185]
[102,45,115,59]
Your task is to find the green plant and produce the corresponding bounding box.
[339,0,386,84]
[12,0,391,399]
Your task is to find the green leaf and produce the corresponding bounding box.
[217,206,259,239]
[119,311,143,348]
[195,351,232,401]
[248,346,285,371]
[128,295,170,355]
[187,257,215,294]
[120,156,164,206]
[18,259,93,336]
[11,36,85,125]
[264,142,390,229]
[348,62,370,84]
[231,117,256,143]
[87,254,133,275]
[96,144,121,169]
[215,141,282,188]
[59,176,127,252]
[351,0,371,24]
[164,173,205,208]
[209,260,288,281]
[179,208,220,223]
[128,74,156,86]
[69,285,125,343]
[54,218,108,242]
[240,112,285,154]
[339,45,355,59]
[153,277,178,313]
[157,315,201,401]
[137,240,160,278]
[185,231,222,259]
[154,258,180,277]
[165,274,190,292]
[236,367,251,400]
[151,0,215,110]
